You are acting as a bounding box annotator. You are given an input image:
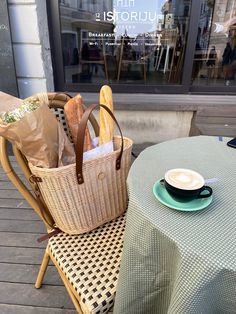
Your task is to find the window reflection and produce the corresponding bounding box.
[59,0,192,85]
[192,0,236,86]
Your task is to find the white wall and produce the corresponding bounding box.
[92,109,193,144]
[7,0,54,98]
[116,111,193,144]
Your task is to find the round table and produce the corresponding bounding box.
[114,136,236,314]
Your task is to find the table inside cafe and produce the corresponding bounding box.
[113,136,236,314]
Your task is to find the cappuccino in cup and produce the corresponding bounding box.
[162,168,212,202]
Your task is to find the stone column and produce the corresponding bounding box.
[7,0,54,98]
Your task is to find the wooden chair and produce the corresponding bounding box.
[117,36,147,82]
[80,40,109,81]
[155,28,178,77]
[0,92,126,314]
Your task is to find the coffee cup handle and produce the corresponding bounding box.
[160,178,165,186]
[198,186,212,199]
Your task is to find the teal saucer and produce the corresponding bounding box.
[153,179,213,212]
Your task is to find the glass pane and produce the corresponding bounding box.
[59,0,192,85]
[192,0,236,87]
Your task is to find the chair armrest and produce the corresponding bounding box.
[0,137,54,229]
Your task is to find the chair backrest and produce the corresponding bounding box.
[0,92,99,230]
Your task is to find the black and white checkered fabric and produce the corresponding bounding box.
[51,107,73,142]
[48,213,126,314]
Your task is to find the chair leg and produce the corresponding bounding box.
[57,267,83,314]
[35,249,50,289]
[50,252,83,313]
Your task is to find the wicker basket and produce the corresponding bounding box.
[29,104,133,234]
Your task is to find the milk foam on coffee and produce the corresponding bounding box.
[165,169,204,190]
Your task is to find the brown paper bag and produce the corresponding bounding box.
[0,93,75,168]
[58,121,76,167]
[0,91,23,112]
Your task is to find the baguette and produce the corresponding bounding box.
[77,98,93,152]
[64,94,92,152]
[99,85,113,145]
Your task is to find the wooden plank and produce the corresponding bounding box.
[0,208,40,221]
[0,182,31,194]
[9,156,17,161]
[0,220,46,233]
[0,246,46,265]
[0,190,24,199]
[197,107,236,117]
[0,263,63,286]
[0,162,23,173]
[190,106,236,136]
[196,123,236,131]
[0,304,76,314]
[0,172,27,180]
[196,124,236,136]
[0,168,23,176]
[196,116,236,125]
[0,178,30,191]
[0,181,21,190]
[0,232,46,248]
[0,199,31,209]
[0,282,74,309]
[0,178,32,194]
[0,177,30,188]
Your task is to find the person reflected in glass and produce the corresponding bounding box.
[222,42,232,85]
[80,42,91,81]
[81,42,90,61]
[89,44,101,75]
[192,43,203,80]
[123,36,133,61]
[72,48,79,65]
[206,46,217,84]
[225,45,236,86]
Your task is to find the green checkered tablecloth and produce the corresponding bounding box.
[114,136,236,314]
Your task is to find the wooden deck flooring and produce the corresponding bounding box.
[0,157,76,314]
[0,143,149,314]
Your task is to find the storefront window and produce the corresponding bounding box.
[192,0,236,86]
[59,0,192,86]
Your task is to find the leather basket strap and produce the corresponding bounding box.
[75,104,124,184]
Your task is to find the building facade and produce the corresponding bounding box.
[1,0,236,144]
[2,0,236,97]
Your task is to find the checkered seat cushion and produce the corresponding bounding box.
[48,213,126,314]
[51,107,73,142]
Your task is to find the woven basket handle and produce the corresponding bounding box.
[76,104,124,185]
